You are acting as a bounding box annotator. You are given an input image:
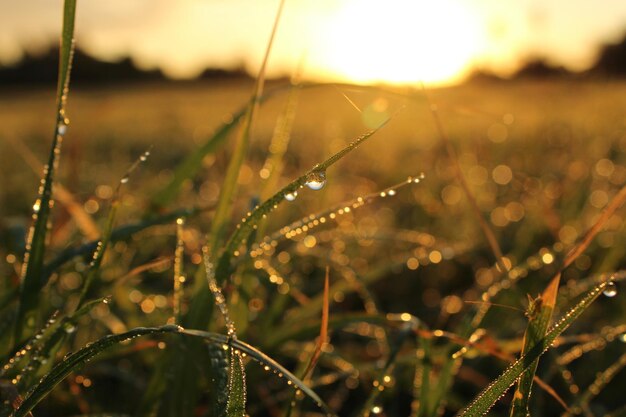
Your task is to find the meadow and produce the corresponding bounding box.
[1,4,626,417]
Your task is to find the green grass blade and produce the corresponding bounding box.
[416,337,433,417]
[173,217,186,322]
[207,342,230,417]
[259,83,300,202]
[14,0,77,344]
[77,149,151,308]
[215,117,393,282]
[204,245,246,416]
[509,294,555,417]
[150,107,246,209]
[226,348,247,417]
[209,0,286,251]
[203,245,237,336]
[181,329,335,416]
[15,298,109,390]
[11,325,183,417]
[457,281,609,417]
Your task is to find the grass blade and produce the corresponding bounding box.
[207,341,230,417]
[508,292,556,417]
[11,325,183,417]
[14,0,77,343]
[14,298,109,391]
[457,281,609,417]
[77,149,151,308]
[215,115,394,282]
[301,267,330,380]
[226,347,247,417]
[180,329,335,416]
[150,107,246,209]
[209,0,286,251]
[204,244,247,416]
[172,217,186,322]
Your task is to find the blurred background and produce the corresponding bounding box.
[1,0,626,86]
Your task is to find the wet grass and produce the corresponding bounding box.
[1,2,626,416]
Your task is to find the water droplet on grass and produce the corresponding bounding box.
[371,405,383,414]
[305,170,327,190]
[58,122,68,136]
[603,281,617,297]
[285,191,298,201]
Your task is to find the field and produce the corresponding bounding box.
[1,74,626,417]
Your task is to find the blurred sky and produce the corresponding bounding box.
[1,0,626,86]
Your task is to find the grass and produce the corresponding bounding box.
[1,1,626,416]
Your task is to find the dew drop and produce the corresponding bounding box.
[63,323,76,334]
[387,189,396,196]
[120,176,129,184]
[305,170,327,190]
[371,405,383,414]
[603,281,618,297]
[284,191,298,201]
[57,123,68,136]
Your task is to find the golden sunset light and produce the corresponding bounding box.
[315,0,484,86]
[1,0,626,85]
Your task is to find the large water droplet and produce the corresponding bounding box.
[284,191,298,201]
[305,170,327,190]
[603,281,617,297]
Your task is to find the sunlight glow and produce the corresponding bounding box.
[316,0,484,86]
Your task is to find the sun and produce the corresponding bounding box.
[315,0,484,86]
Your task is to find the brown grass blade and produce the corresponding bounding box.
[542,182,626,301]
[301,267,330,380]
